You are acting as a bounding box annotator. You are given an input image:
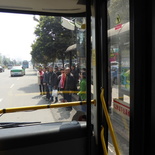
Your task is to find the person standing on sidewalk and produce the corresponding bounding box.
[37,67,45,95]
[64,67,76,111]
[71,64,79,87]
[72,72,87,121]
[43,66,50,100]
[54,66,61,77]
[47,66,58,103]
[77,72,87,113]
[57,68,66,100]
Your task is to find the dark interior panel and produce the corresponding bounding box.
[0,121,92,155]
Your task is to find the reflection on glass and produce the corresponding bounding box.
[108,0,130,154]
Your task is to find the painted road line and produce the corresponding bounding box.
[15,92,40,96]
[10,84,14,88]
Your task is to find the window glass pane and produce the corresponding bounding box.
[0,13,87,126]
[107,0,130,154]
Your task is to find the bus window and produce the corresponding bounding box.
[108,0,130,154]
[0,13,87,125]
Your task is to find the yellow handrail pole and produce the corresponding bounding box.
[101,126,108,155]
[0,100,95,114]
[100,88,120,155]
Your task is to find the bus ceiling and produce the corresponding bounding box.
[0,0,86,16]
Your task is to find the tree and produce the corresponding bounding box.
[31,16,76,65]
[2,56,12,66]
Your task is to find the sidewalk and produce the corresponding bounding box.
[41,93,85,122]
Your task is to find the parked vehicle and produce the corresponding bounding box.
[0,66,4,72]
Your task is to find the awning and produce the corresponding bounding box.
[61,17,75,31]
[66,44,77,52]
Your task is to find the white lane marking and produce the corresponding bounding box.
[10,84,14,88]
[0,98,3,102]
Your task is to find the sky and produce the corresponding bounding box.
[0,12,38,61]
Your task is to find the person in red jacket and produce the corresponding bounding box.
[37,67,45,95]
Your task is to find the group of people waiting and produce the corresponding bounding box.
[37,64,87,112]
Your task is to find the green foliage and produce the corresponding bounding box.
[1,56,13,66]
[31,16,76,64]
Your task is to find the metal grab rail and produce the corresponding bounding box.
[101,126,108,155]
[57,91,86,94]
[18,91,86,96]
[100,88,120,155]
[41,90,86,94]
[0,100,95,114]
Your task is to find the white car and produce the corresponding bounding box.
[10,66,25,77]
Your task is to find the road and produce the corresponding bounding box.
[0,67,77,123]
